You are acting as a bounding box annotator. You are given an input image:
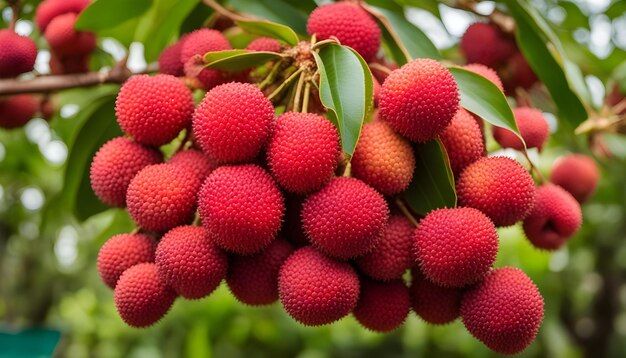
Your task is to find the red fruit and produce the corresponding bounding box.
[279,247,360,326]
[44,13,96,58]
[90,137,163,207]
[462,64,504,92]
[379,59,460,142]
[155,226,228,299]
[193,82,274,163]
[35,0,89,33]
[168,149,218,181]
[307,2,381,62]
[246,37,282,53]
[493,107,550,151]
[116,74,194,146]
[198,165,284,255]
[523,184,582,250]
[457,157,536,227]
[267,112,340,194]
[0,30,37,78]
[158,41,184,76]
[550,154,599,203]
[226,239,294,305]
[302,177,389,259]
[460,23,515,68]
[50,53,90,74]
[97,233,156,289]
[356,215,414,281]
[0,95,39,129]
[461,267,544,355]
[353,278,410,332]
[502,51,538,92]
[414,207,498,287]
[410,268,462,325]
[114,263,177,328]
[126,164,201,232]
[351,121,415,195]
[440,108,485,176]
[180,29,232,90]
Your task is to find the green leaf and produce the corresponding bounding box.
[313,44,373,156]
[449,67,522,140]
[235,19,299,45]
[227,0,309,35]
[606,1,626,20]
[394,0,440,18]
[558,1,589,30]
[403,140,456,215]
[75,0,152,31]
[204,50,284,71]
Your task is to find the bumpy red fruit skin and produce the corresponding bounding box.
[461,267,544,355]
[246,37,282,53]
[523,184,582,250]
[279,247,360,326]
[379,59,460,143]
[267,112,340,194]
[180,29,232,90]
[0,30,37,78]
[126,164,201,232]
[155,226,227,299]
[198,165,285,255]
[414,207,498,287]
[356,215,414,281]
[97,233,156,289]
[460,23,515,68]
[550,154,599,203]
[116,74,194,146]
[302,177,389,259]
[158,41,184,76]
[457,157,536,227]
[168,149,218,181]
[227,239,294,305]
[462,64,504,92]
[351,121,416,195]
[353,278,410,332]
[503,52,538,92]
[440,108,485,176]
[493,107,549,151]
[90,137,163,207]
[114,263,177,328]
[35,0,89,33]
[307,2,381,62]
[0,95,39,129]
[44,13,96,58]
[410,268,462,325]
[193,82,274,163]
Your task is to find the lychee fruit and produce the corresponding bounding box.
[351,121,416,195]
[44,13,96,58]
[116,74,194,146]
[97,233,156,289]
[0,95,39,129]
[502,51,538,92]
[155,226,228,299]
[379,59,460,143]
[193,82,274,163]
[492,107,549,151]
[180,29,232,90]
[353,278,410,332]
[198,165,284,255]
[307,2,381,62]
[439,108,485,176]
[158,41,185,76]
[302,177,389,260]
[460,23,515,68]
[550,154,599,203]
[90,137,163,207]
[462,64,504,92]
[114,263,177,328]
[523,184,582,250]
[0,30,37,78]
[410,269,462,325]
[266,112,340,194]
[246,37,282,53]
[457,157,536,227]
[35,0,90,33]
[226,239,294,305]
[168,149,218,182]
[278,247,360,326]
[356,215,414,281]
[49,53,90,74]
[461,267,544,355]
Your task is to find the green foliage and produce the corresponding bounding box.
[235,19,299,45]
[204,50,284,71]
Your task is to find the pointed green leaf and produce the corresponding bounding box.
[227,0,309,34]
[204,50,284,71]
[235,19,299,45]
[75,0,152,31]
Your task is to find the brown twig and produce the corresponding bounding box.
[9,1,20,31]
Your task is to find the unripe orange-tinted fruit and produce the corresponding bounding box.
[97,233,156,289]
[158,41,184,76]
[414,207,498,287]
[460,23,515,68]
[493,107,549,151]
[379,59,460,142]
[410,268,462,325]
[193,82,274,163]
[0,30,37,78]
[462,64,504,92]
[307,2,381,62]
[0,95,39,129]
[302,177,389,259]
[246,37,282,53]
[351,121,415,195]
[44,13,96,58]
[114,263,177,328]
[523,184,582,250]
[168,149,218,182]
[267,112,340,194]
[227,239,294,305]
[461,267,544,355]
[457,157,535,227]
[35,0,89,32]
[198,165,285,255]
[90,137,163,207]
[353,278,410,332]
[180,29,232,90]
[440,108,485,176]
[279,247,360,326]
[550,154,599,203]
[156,226,227,299]
[116,74,194,146]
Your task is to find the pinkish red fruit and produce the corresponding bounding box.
[97,233,156,289]
[439,108,485,176]
[0,95,39,129]
[492,107,550,151]
[44,13,96,58]
[550,154,599,203]
[353,278,410,332]
[0,30,37,78]
[410,268,462,325]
